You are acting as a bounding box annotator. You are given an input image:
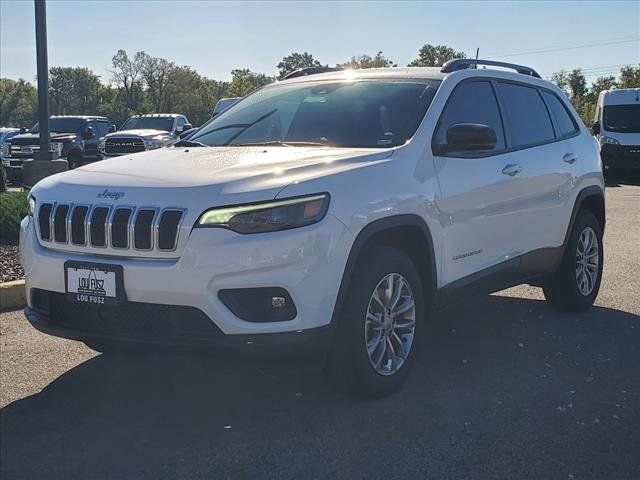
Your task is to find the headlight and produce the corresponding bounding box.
[1,142,9,157]
[144,138,166,150]
[28,195,36,217]
[600,136,620,146]
[196,193,330,234]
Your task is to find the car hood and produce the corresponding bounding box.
[10,132,76,144]
[33,146,394,205]
[106,129,172,139]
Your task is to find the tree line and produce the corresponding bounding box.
[0,43,638,130]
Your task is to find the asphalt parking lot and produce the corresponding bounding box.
[1,183,639,480]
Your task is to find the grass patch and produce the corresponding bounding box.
[0,191,29,244]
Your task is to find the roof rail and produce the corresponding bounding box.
[441,59,541,78]
[282,66,343,80]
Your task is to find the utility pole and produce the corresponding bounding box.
[34,0,52,161]
[23,0,67,188]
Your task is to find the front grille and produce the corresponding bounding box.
[9,144,38,158]
[602,144,640,163]
[33,290,223,342]
[37,202,185,252]
[104,137,145,155]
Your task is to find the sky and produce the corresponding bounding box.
[1,0,638,85]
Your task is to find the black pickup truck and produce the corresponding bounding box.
[3,116,114,183]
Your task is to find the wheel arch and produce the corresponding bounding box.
[564,186,606,249]
[330,215,437,328]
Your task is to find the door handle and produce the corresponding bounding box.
[502,164,522,177]
[563,153,578,164]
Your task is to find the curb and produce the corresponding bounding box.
[0,279,26,311]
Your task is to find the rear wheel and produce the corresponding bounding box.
[331,246,424,397]
[543,210,603,312]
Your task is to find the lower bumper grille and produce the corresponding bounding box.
[32,290,223,342]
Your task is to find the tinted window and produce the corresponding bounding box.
[121,117,174,132]
[542,91,578,137]
[192,79,441,148]
[603,104,640,133]
[95,121,110,138]
[434,81,505,153]
[176,117,185,128]
[497,83,554,147]
[31,118,84,134]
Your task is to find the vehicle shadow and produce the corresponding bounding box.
[2,295,639,479]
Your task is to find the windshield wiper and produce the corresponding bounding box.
[231,141,331,147]
[173,139,208,148]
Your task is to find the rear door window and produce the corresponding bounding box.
[434,81,506,153]
[541,91,578,137]
[496,83,555,147]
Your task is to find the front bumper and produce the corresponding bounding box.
[25,303,332,354]
[20,211,353,340]
[601,144,640,171]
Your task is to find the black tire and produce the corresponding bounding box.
[330,246,425,398]
[543,210,603,312]
[67,151,83,169]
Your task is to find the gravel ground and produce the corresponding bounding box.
[1,184,639,479]
[0,244,23,282]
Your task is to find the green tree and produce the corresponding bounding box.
[225,69,273,97]
[49,67,102,115]
[277,52,322,78]
[162,66,228,126]
[0,78,37,127]
[340,51,396,69]
[618,65,640,88]
[109,49,145,112]
[552,69,587,101]
[139,53,176,112]
[408,44,465,67]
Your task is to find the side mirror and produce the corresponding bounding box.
[591,121,600,136]
[179,128,195,139]
[83,126,95,139]
[434,123,497,155]
[183,123,193,131]
[109,124,116,133]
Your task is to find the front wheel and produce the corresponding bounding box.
[543,210,603,312]
[331,246,424,397]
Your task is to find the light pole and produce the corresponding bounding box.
[23,0,67,188]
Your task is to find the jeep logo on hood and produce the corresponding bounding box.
[97,189,125,200]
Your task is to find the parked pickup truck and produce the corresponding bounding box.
[3,116,114,183]
[99,114,192,157]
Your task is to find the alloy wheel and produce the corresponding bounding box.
[364,273,416,376]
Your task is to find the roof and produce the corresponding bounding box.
[133,113,184,118]
[599,88,640,105]
[49,115,109,121]
[277,67,447,84]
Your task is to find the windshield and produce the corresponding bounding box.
[191,79,441,148]
[30,118,84,134]
[603,104,640,133]
[121,117,175,132]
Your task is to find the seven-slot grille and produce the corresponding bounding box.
[104,137,145,155]
[37,202,184,252]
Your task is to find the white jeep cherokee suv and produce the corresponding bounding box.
[20,60,605,396]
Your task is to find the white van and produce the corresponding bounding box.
[592,88,640,177]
